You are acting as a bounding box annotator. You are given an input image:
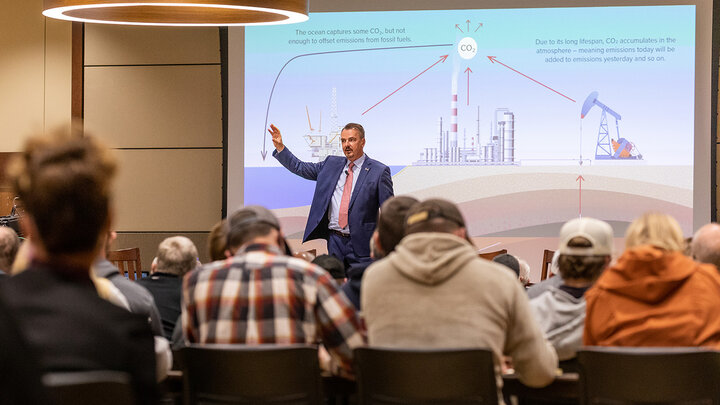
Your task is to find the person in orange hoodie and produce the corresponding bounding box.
[584,212,720,347]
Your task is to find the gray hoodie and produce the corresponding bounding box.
[530,287,585,361]
[362,232,558,391]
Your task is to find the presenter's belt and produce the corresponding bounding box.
[330,229,350,238]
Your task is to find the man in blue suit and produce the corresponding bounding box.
[269,123,394,268]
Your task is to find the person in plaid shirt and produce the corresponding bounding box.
[182,205,365,375]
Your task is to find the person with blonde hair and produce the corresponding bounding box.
[584,212,720,348]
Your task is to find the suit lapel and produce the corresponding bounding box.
[349,156,371,209]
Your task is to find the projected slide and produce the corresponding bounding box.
[244,5,695,238]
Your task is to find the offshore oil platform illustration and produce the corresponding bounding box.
[303,88,343,162]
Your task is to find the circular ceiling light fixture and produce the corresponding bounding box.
[43,0,309,26]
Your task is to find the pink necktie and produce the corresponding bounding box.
[338,162,354,229]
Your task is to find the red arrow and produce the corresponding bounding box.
[466,20,470,32]
[362,55,449,115]
[487,56,576,103]
[475,23,483,32]
[465,67,473,106]
[455,24,464,33]
[576,175,585,217]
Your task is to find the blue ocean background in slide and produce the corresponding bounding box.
[245,166,406,209]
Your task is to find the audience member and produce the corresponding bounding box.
[342,195,418,309]
[182,205,364,376]
[207,218,228,261]
[517,258,531,286]
[93,230,164,337]
[312,254,346,283]
[526,250,563,299]
[0,294,53,404]
[530,218,612,364]
[493,253,520,276]
[0,129,157,403]
[361,198,557,390]
[224,207,293,257]
[691,222,720,270]
[138,236,198,339]
[0,226,20,277]
[584,212,720,347]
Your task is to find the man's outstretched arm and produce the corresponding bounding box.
[269,124,323,181]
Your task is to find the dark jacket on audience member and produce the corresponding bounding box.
[137,272,182,340]
[341,261,372,310]
[1,262,157,404]
[93,258,164,337]
[584,245,720,348]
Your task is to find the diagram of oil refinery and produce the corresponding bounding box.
[302,87,643,166]
[299,31,644,166]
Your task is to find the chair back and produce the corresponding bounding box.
[108,248,143,280]
[478,249,508,261]
[293,249,317,261]
[181,344,323,405]
[355,347,497,405]
[43,370,134,405]
[540,249,555,281]
[578,347,720,405]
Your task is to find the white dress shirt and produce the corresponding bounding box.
[328,154,366,234]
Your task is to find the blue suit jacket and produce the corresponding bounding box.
[273,148,394,257]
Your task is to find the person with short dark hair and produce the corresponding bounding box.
[493,253,520,277]
[183,205,364,376]
[530,217,612,364]
[1,129,157,403]
[340,195,418,309]
[138,236,198,339]
[312,254,346,282]
[362,198,557,391]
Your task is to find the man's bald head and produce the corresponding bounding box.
[0,227,20,273]
[691,223,720,270]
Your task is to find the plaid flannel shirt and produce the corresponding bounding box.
[182,243,365,373]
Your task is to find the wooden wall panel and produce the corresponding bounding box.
[85,25,220,66]
[112,149,222,232]
[1,1,72,151]
[84,65,222,148]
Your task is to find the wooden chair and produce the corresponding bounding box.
[478,249,507,261]
[293,248,317,262]
[540,249,555,281]
[578,347,720,405]
[354,347,497,404]
[181,344,323,405]
[43,371,134,405]
[108,248,143,280]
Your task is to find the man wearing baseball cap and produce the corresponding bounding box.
[530,217,613,367]
[182,205,364,376]
[362,198,557,391]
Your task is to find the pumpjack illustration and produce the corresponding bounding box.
[581,91,642,160]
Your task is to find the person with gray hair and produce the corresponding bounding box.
[0,226,20,276]
[138,236,198,339]
[691,222,720,271]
